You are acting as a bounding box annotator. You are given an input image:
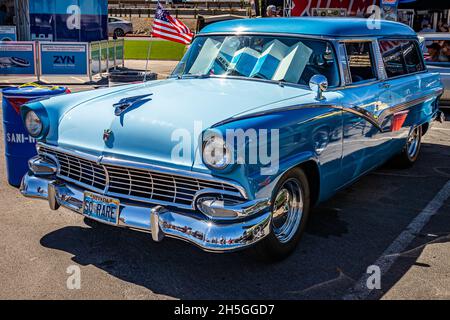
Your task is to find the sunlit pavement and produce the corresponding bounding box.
[0,85,449,299]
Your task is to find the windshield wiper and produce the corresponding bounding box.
[179,74,211,79]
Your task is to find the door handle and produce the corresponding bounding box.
[380,83,391,89]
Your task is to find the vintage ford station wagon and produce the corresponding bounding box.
[20,18,444,261]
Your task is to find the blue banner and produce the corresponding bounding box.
[30,0,107,42]
[0,26,16,41]
[0,42,36,75]
[39,43,88,75]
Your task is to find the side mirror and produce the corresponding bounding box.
[309,75,328,101]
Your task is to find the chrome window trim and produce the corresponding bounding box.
[338,42,352,85]
[177,33,342,88]
[184,34,426,91]
[196,32,338,40]
[337,39,380,86]
[372,40,388,80]
[377,38,427,81]
[37,142,249,201]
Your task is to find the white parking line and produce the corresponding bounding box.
[343,180,450,300]
[70,76,85,82]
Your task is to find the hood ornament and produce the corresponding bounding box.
[103,129,112,142]
[113,93,153,116]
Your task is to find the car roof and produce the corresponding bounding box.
[199,17,417,38]
[418,33,450,40]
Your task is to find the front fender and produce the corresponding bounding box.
[193,105,343,201]
[252,151,319,200]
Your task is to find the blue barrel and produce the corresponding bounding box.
[2,84,68,187]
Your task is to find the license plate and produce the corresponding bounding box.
[82,192,120,225]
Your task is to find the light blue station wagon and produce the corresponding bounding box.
[20,18,444,261]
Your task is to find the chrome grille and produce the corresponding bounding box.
[40,147,107,190]
[39,146,242,208]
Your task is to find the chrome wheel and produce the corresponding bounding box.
[407,127,420,159]
[271,178,304,243]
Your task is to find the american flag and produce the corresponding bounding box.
[151,3,193,45]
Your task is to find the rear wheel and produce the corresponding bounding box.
[392,125,422,168]
[114,28,125,37]
[252,167,310,262]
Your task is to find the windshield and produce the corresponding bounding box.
[172,35,340,87]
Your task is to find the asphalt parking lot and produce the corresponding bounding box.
[0,86,449,300]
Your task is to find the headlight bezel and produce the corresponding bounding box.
[25,110,43,137]
[202,133,233,171]
[20,103,50,140]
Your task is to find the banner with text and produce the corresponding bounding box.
[0,42,36,75]
[30,0,108,42]
[291,0,379,17]
[39,42,89,76]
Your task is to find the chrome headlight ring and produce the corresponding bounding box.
[202,133,233,171]
[21,103,50,140]
[25,110,43,137]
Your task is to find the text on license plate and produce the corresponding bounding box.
[83,192,120,224]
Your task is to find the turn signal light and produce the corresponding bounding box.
[391,111,409,132]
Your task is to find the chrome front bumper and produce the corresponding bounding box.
[20,171,272,252]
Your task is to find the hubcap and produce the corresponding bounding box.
[272,178,304,243]
[407,127,420,159]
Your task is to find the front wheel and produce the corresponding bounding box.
[252,167,310,262]
[392,125,423,168]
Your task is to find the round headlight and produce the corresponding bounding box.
[202,135,232,170]
[25,111,43,137]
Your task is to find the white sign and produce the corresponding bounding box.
[41,44,86,52]
[0,26,16,41]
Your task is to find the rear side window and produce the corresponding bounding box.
[344,42,377,84]
[402,41,425,73]
[379,40,406,78]
[379,40,425,78]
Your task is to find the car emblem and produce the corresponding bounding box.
[103,129,112,142]
[113,93,153,116]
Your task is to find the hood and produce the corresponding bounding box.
[50,78,312,168]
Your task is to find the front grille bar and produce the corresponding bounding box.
[38,144,245,209]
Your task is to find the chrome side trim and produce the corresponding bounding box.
[212,89,443,132]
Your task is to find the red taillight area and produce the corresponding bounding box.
[391,111,409,132]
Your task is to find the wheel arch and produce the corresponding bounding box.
[296,160,320,207]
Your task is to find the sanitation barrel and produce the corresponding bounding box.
[2,83,69,187]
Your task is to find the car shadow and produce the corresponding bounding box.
[39,141,450,299]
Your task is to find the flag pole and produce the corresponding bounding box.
[144,0,158,83]
[143,34,153,82]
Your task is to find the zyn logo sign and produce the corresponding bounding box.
[54,55,75,65]
[66,5,81,30]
